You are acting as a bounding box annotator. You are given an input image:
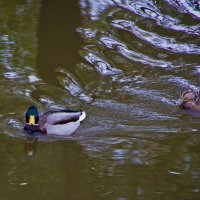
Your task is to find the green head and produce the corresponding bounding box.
[26,106,39,125]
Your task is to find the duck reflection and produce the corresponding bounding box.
[24,134,37,158]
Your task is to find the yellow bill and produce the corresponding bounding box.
[29,115,35,125]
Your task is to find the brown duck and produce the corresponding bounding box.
[179,87,200,111]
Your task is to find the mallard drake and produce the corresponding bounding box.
[179,87,200,111]
[24,106,86,136]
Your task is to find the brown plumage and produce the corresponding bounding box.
[179,87,200,111]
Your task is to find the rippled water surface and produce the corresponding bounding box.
[1,0,200,199]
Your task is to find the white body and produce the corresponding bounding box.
[44,111,86,136]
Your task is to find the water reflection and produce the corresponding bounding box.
[24,135,37,157]
[165,0,200,19]
[76,132,200,199]
[77,0,200,136]
[1,0,200,199]
[36,0,83,85]
[77,1,200,198]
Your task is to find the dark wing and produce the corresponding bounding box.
[42,111,83,125]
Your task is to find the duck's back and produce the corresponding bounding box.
[43,110,84,125]
[39,110,86,135]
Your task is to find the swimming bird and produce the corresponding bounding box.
[24,106,86,136]
[179,87,200,112]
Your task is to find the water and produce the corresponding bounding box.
[0,0,200,199]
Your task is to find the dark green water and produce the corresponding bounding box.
[1,0,200,199]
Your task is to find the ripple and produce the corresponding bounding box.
[165,0,200,19]
[84,51,123,75]
[113,19,200,54]
[100,36,171,68]
[56,68,93,103]
[114,0,200,35]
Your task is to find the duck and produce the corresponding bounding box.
[179,87,200,112]
[24,106,86,136]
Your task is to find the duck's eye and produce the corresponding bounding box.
[29,115,35,125]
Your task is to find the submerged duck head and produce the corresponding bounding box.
[179,87,200,111]
[180,89,195,104]
[26,106,39,125]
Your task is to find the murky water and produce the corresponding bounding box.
[1,0,200,199]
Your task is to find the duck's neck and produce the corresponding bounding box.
[24,123,40,133]
[26,123,39,125]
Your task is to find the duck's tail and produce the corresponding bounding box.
[79,111,86,122]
